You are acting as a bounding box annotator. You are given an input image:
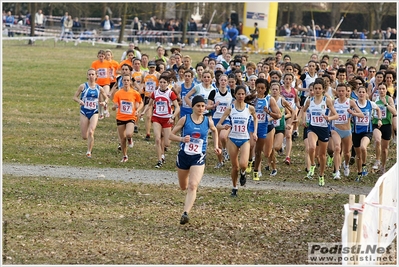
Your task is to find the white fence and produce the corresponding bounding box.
[341,163,397,265]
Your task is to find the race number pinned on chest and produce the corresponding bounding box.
[120,100,133,114]
[84,98,98,110]
[184,138,203,155]
[156,100,168,115]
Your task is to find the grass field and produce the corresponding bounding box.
[2,40,396,264]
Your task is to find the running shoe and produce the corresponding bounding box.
[278,148,284,157]
[134,126,138,133]
[245,160,253,173]
[99,114,104,120]
[121,155,128,163]
[104,110,110,118]
[231,188,238,197]
[327,155,333,167]
[161,155,165,164]
[318,176,325,186]
[118,143,121,151]
[127,138,134,148]
[265,165,270,171]
[333,171,341,180]
[86,151,91,158]
[380,167,386,174]
[145,135,151,141]
[292,131,298,141]
[344,164,350,177]
[214,161,224,169]
[180,212,189,225]
[155,161,162,168]
[253,171,259,181]
[284,156,291,165]
[222,148,229,161]
[258,171,262,177]
[362,166,368,176]
[355,174,362,182]
[306,165,316,179]
[349,156,355,165]
[372,160,380,170]
[239,170,247,186]
[270,169,278,176]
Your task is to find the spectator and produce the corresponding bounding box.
[101,15,114,42]
[63,15,73,40]
[319,25,327,38]
[372,29,383,40]
[389,28,396,40]
[25,11,31,25]
[72,17,82,38]
[17,12,24,25]
[359,29,368,54]
[348,29,359,53]
[35,9,45,31]
[335,28,342,38]
[60,11,68,40]
[290,23,299,36]
[383,27,391,40]
[226,23,239,56]
[5,11,14,37]
[188,18,198,45]
[129,16,141,42]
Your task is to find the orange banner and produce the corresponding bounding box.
[316,39,344,53]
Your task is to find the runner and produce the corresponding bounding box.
[352,86,381,182]
[301,78,339,186]
[371,82,397,174]
[183,70,216,116]
[169,95,221,225]
[249,78,281,180]
[297,82,315,174]
[140,73,180,168]
[112,74,143,162]
[330,83,364,179]
[91,50,112,119]
[269,80,294,176]
[209,74,234,168]
[216,86,258,197]
[175,69,195,119]
[280,73,300,165]
[153,45,169,64]
[142,61,160,140]
[72,68,108,158]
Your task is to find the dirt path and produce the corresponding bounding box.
[2,163,372,195]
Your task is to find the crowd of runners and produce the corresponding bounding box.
[73,41,397,224]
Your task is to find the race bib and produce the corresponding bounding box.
[145,81,156,94]
[120,100,133,114]
[356,112,370,126]
[256,112,266,123]
[272,119,280,127]
[84,98,97,110]
[97,68,107,78]
[156,100,168,115]
[184,138,203,155]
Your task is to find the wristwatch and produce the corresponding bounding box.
[384,103,388,107]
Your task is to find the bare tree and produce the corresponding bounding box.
[28,3,37,45]
[116,3,128,48]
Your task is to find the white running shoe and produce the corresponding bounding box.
[372,160,380,170]
[344,164,350,177]
[128,138,134,148]
[333,171,341,180]
[121,155,128,163]
[214,161,224,169]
